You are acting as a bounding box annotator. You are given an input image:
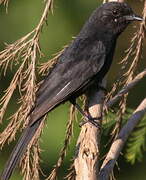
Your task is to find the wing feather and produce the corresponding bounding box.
[30,40,106,125]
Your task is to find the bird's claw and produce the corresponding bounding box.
[79,117,101,128]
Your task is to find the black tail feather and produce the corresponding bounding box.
[1,120,42,180]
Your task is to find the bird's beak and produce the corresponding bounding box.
[124,14,143,21]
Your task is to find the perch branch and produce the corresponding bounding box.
[99,98,146,180]
[74,80,106,180]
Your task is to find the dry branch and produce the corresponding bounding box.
[0,0,145,179]
[100,0,146,180]
[104,0,146,139]
[107,68,146,108]
[99,98,146,180]
[0,0,54,179]
[74,81,106,180]
[47,105,75,180]
[0,0,10,10]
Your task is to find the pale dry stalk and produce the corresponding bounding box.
[0,0,145,179]
[0,0,9,4]
[112,0,145,135]
[47,105,75,180]
[39,46,67,76]
[74,81,106,180]
[99,98,146,180]
[107,68,146,108]
[0,0,10,11]
[20,120,45,180]
[0,0,54,179]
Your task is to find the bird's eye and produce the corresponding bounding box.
[113,9,119,17]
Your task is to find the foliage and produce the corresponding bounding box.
[125,115,146,164]
[0,0,146,180]
[103,108,146,165]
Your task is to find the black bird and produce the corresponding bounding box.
[1,2,142,180]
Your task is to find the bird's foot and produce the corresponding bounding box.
[98,84,107,93]
[79,116,102,128]
[70,99,102,128]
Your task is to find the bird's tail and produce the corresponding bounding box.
[1,119,42,180]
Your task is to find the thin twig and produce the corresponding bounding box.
[47,105,75,180]
[107,68,146,108]
[0,0,55,179]
[105,0,146,139]
[0,0,10,11]
[99,98,146,180]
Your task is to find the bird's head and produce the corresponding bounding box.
[89,2,143,36]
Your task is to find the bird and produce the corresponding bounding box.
[1,2,142,180]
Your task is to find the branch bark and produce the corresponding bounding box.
[99,98,146,180]
[107,68,146,108]
[73,0,146,179]
[74,81,106,180]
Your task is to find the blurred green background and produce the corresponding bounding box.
[0,0,146,179]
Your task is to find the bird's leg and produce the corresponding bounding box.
[98,83,107,93]
[70,99,100,128]
[70,99,90,120]
[79,114,102,128]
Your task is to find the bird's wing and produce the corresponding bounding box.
[30,40,106,125]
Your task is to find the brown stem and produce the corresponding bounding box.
[74,81,106,180]
[107,68,146,108]
[99,98,146,180]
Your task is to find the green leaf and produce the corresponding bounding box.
[125,115,146,164]
[103,108,146,164]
